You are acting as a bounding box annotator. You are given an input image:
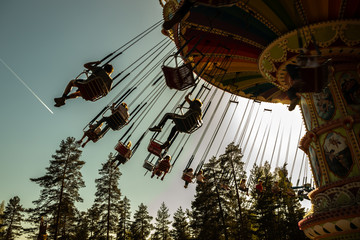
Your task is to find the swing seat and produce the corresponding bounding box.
[298,60,331,93]
[162,64,195,91]
[148,140,163,157]
[173,112,203,134]
[162,63,195,91]
[84,129,100,143]
[182,173,193,183]
[77,76,112,101]
[143,160,155,171]
[104,111,128,131]
[115,142,132,158]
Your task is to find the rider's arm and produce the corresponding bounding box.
[185,93,192,104]
[84,61,101,71]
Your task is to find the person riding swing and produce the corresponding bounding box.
[149,93,202,149]
[196,169,205,184]
[151,155,171,181]
[54,61,114,107]
[77,121,104,148]
[255,179,264,194]
[93,102,130,138]
[182,168,195,188]
[112,141,132,167]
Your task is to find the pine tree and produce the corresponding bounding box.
[216,143,250,239]
[247,163,308,240]
[190,156,228,240]
[191,143,250,240]
[2,196,24,240]
[117,196,131,240]
[130,203,153,240]
[171,207,191,240]
[87,205,104,239]
[152,202,171,240]
[93,153,122,240]
[71,211,89,240]
[248,162,278,240]
[29,137,85,239]
[275,165,307,240]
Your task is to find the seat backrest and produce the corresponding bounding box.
[143,161,154,171]
[147,140,163,157]
[77,76,111,101]
[162,63,195,91]
[173,111,202,133]
[84,130,100,143]
[115,142,131,157]
[105,111,128,130]
[90,69,113,89]
[182,173,194,182]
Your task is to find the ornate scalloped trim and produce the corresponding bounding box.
[339,21,360,47]
[258,20,360,89]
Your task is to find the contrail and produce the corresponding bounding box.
[0,57,54,114]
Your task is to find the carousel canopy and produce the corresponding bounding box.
[162,0,360,103]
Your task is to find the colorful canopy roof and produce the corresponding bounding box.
[162,0,360,103]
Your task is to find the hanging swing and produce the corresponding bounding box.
[76,119,107,148]
[83,129,101,143]
[102,108,129,131]
[147,106,202,156]
[65,20,164,103]
[148,90,203,156]
[162,54,195,91]
[114,141,132,165]
[182,171,194,183]
[143,155,157,172]
[181,154,195,184]
[147,139,165,157]
[173,109,203,134]
[180,89,226,188]
[143,160,155,171]
[156,157,172,173]
[78,123,103,147]
[90,105,129,140]
[75,70,112,101]
[150,155,172,180]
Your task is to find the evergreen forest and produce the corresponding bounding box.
[0,137,309,240]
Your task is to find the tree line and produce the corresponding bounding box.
[0,137,309,240]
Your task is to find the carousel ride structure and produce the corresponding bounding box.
[160,0,360,239]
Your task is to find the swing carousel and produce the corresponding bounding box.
[159,0,360,239]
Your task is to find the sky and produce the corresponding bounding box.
[0,0,311,221]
